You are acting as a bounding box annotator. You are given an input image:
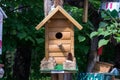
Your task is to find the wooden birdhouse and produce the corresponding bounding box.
[36,6,82,71]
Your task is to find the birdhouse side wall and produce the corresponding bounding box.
[45,18,74,64]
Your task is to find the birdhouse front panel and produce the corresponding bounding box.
[45,12,74,64]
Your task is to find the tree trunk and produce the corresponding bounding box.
[44,0,53,17]
[13,41,32,80]
[114,43,120,69]
[44,0,63,17]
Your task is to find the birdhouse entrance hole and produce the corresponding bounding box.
[55,32,63,39]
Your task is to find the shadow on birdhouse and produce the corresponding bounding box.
[35,6,83,73]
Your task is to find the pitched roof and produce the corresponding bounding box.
[0,7,7,19]
[35,6,83,30]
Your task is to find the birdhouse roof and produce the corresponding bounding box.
[0,7,7,19]
[35,6,83,30]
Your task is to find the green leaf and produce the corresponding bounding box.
[25,36,35,44]
[112,30,117,34]
[98,28,104,33]
[78,35,86,42]
[114,37,120,43]
[97,28,106,36]
[115,33,120,37]
[104,31,111,37]
[17,32,27,39]
[36,38,44,44]
[118,29,120,33]
[98,31,105,36]
[101,11,107,18]
[98,39,109,48]
[99,22,108,27]
[90,31,98,38]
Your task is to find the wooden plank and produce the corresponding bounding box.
[49,32,71,40]
[70,24,74,55]
[47,19,69,27]
[52,11,66,19]
[48,27,72,32]
[64,73,72,80]
[49,40,71,44]
[49,52,74,57]
[54,57,66,64]
[51,74,58,80]
[49,52,67,57]
[45,26,49,60]
[58,74,64,80]
[49,44,71,52]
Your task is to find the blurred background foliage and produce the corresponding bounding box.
[0,0,116,80]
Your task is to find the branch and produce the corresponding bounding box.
[9,5,30,13]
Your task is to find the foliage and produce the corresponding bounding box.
[89,0,101,9]
[0,0,45,79]
[0,0,111,80]
[90,10,120,48]
[64,5,93,71]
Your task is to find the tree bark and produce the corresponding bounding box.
[13,41,32,80]
[87,37,99,72]
[44,0,53,17]
[82,0,88,22]
[114,43,120,69]
[44,0,63,17]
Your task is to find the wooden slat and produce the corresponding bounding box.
[52,11,66,19]
[49,44,71,52]
[49,52,74,57]
[49,52,66,57]
[49,32,71,40]
[45,26,49,60]
[70,24,74,55]
[51,74,58,80]
[58,74,64,80]
[49,40,71,44]
[47,19,69,27]
[54,57,66,64]
[48,27,72,32]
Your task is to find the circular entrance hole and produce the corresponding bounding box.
[55,32,63,39]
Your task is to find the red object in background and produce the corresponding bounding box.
[0,64,4,68]
[98,46,103,55]
[0,40,2,48]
